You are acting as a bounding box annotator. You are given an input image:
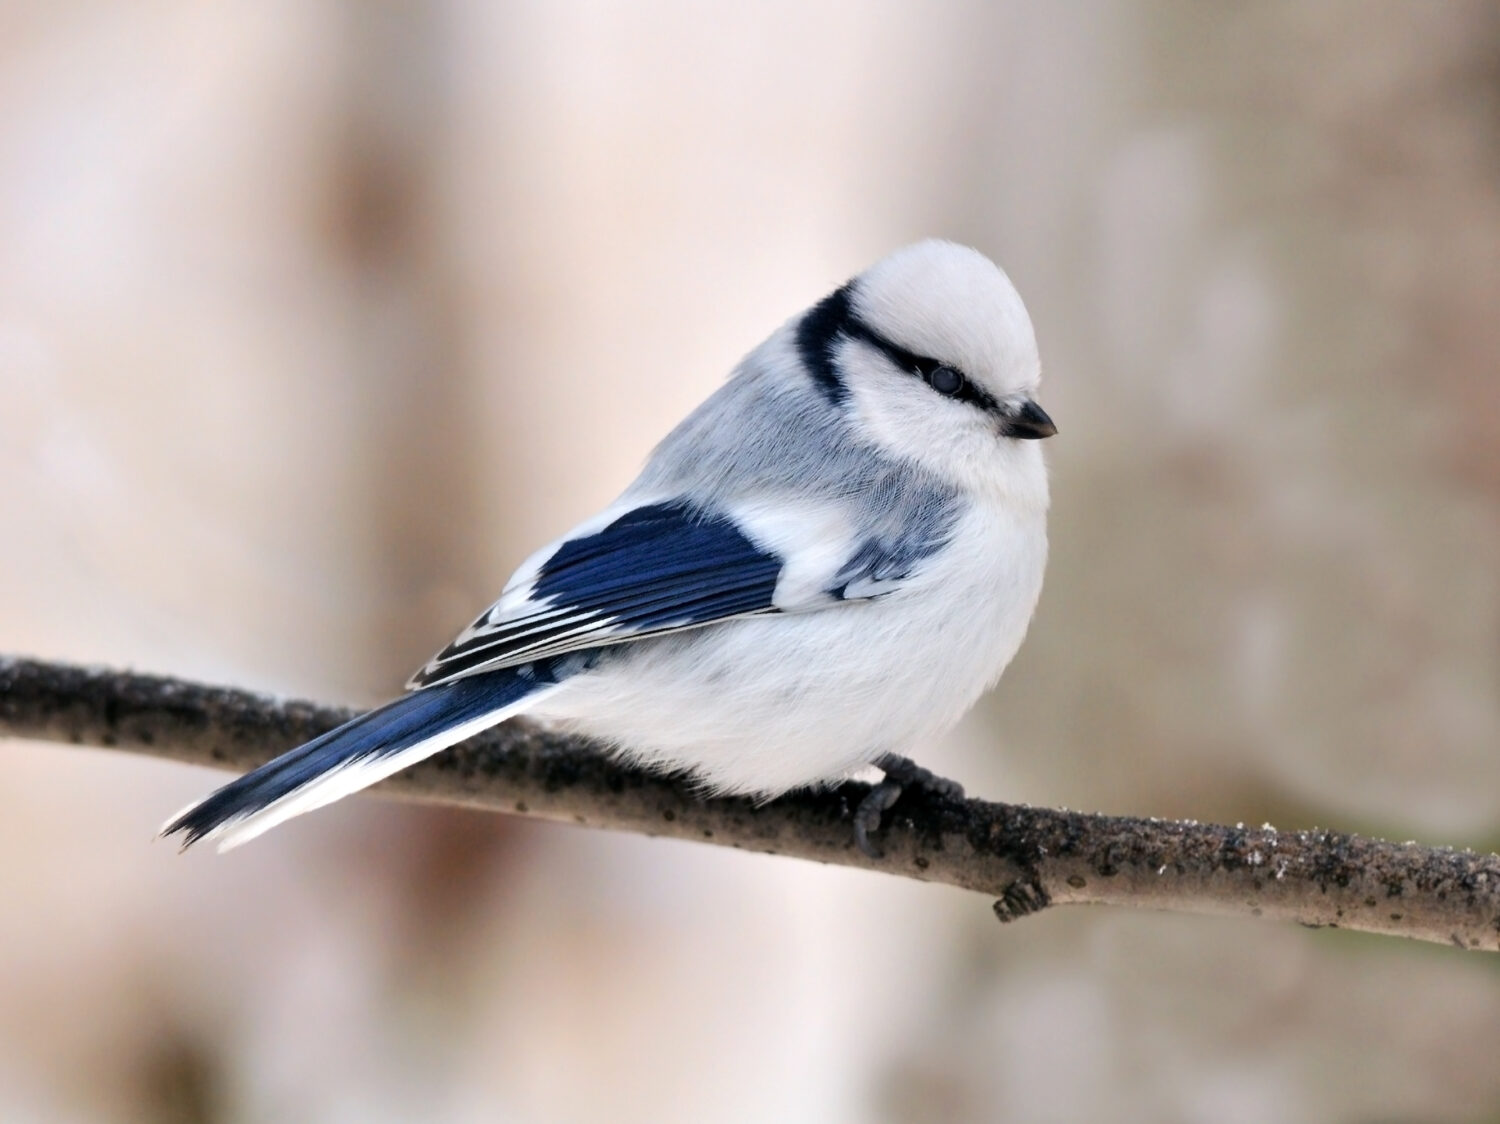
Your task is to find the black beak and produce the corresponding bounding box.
[1002,399,1057,440]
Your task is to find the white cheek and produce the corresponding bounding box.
[847,374,991,466]
[844,375,1050,509]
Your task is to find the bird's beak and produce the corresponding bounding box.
[1002,399,1058,440]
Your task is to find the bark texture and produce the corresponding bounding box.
[4,656,1497,952]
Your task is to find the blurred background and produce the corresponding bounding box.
[4,1,1500,1120]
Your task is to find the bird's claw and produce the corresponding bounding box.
[853,753,965,859]
[853,781,904,858]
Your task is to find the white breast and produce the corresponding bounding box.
[529,500,1048,797]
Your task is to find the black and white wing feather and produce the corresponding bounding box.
[410,492,961,689]
[409,499,787,688]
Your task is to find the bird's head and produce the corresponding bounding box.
[796,240,1053,506]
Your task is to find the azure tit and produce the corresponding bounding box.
[164,240,1056,855]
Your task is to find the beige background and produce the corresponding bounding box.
[5,2,1500,1121]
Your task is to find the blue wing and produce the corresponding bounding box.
[409,500,786,688]
[827,526,953,601]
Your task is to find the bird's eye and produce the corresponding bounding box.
[926,365,965,397]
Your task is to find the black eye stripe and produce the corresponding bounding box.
[842,314,997,410]
[795,281,1000,411]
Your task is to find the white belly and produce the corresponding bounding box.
[529,502,1047,797]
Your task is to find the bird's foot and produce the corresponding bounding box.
[852,753,965,858]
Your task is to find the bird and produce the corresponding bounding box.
[162,239,1055,855]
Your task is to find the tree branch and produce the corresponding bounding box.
[3,655,1497,951]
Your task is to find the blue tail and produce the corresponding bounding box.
[162,667,556,850]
